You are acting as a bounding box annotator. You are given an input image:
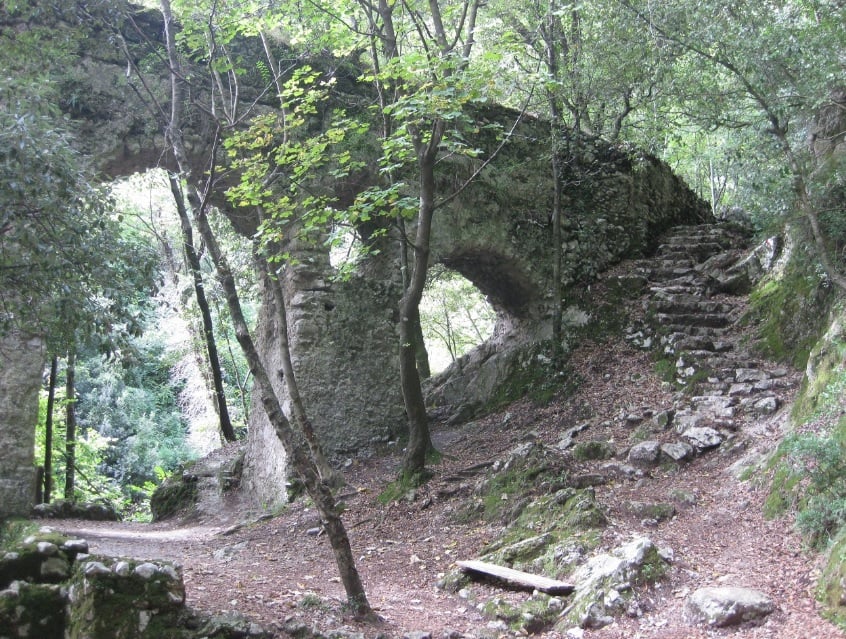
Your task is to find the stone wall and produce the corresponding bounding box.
[0,333,45,519]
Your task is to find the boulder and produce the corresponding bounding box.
[627,441,661,466]
[660,441,694,462]
[681,426,723,451]
[686,586,774,627]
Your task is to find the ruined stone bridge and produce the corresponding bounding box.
[0,3,709,515]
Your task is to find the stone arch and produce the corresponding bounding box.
[440,249,538,318]
[2,4,711,511]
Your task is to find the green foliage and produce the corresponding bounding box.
[223,66,373,265]
[0,520,38,551]
[0,3,158,352]
[653,358,677,384]
[35,396,126,511]
[770,429,846,549]
[420,267,496,372]
[34,328,196,518]
[818,527,846,629]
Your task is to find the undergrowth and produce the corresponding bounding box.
[0,519,38,550]
[766,428,846,549]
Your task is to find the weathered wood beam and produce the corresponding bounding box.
[456,559,575,595]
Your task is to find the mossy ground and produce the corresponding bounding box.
[743,249,832,370]
[819,527,846,630]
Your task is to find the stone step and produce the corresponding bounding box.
[649,284,708,297]
[657,240,728,259]
[652,297,735,316]
[657,312,730,328]
[660,323,729,338]
[662,334,734,354]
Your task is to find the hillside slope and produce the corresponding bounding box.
[59,222,844,638]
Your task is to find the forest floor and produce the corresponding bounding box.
[57,335,846,639]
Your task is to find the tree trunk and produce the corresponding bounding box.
[397,216,431,380]
[168,174,237,442]
[63,349,76,501]
[193,206,374,618]
[43,354,58,503]
[158,0,372,615]
[399,140,442,479]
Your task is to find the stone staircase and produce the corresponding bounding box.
[622,222,794,459]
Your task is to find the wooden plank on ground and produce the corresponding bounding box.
[456,559,575,595]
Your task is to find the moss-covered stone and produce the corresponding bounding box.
[556,537,670,631]
[623,501,677,522]
[572,440,616,461]
[744,238,832,371]
[31,499,118,521]
[819,527,846,629]
[0,581,66,639]
[66,556,186,639]
[150,474,199,522]
[793,313,846,421]
[480,593,562,634]
[0,528,85,588]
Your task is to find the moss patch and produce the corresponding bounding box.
[480,593,561,634]
[743,248,831,370]
[150,475,199,522]
[819,527,846,630]
[572,440,616,461]
[0,581,66,639]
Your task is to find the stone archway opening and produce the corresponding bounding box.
[420,265,497,374]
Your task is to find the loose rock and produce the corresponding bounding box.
[686,586,774,627]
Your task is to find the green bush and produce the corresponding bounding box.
[776,430,846,549]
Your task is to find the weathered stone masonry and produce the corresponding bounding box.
[0,333,45,518]
[5,3,710,510]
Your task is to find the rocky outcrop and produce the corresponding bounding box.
[558,537,671,631]
[0,332,45,519]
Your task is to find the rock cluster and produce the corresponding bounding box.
[32,499,118,521]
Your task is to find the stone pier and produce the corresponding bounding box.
[0,332,45,519]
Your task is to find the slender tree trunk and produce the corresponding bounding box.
[397,217,431,380]
[399,144,441,479]
[63,349,76,501]
[194,209,373,617]
[43,354,58,503]
[550,123,564,360]
[411,306,431,380]
[168,174,237,442]
[544,0,566,361]
[158,0,372,615]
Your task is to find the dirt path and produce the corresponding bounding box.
[51,230,846,638]
[55,355,845,638]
